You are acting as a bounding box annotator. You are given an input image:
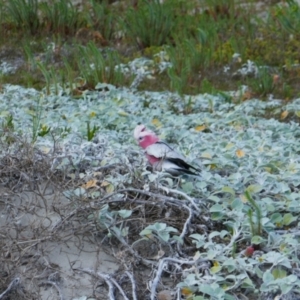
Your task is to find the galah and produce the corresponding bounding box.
[134,124,200,176]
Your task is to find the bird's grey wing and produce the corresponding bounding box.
[145,141,185,160]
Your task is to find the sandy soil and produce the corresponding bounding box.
[0,185,124,300]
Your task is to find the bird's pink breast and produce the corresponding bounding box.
[146,153,160,165]
[139,134,159,149]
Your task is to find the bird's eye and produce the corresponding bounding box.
[139,137,143,140]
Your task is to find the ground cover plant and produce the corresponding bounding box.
[1,0,300,300]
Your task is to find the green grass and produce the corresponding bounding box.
[122,0,176,49]
[40,0,86,35]
[89,0,117,41]
[4,0,40,34]
[1,0,300,103]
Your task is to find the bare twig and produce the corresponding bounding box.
[75,268,130,300]
[43,281,64,300]
[109,276,130,300]
[179,204,193,240]
[117,188,184,206]
[125,271,138,300]
[157,185,201,212]
[0,277,20,299]
[75,269,115,300]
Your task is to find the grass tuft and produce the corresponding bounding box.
[5,0,40,34]
[122,0,175,49]
[40,0,86,35]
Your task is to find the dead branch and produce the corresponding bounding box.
[0,277,20,299]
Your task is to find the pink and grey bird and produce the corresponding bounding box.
[134,124,200,176]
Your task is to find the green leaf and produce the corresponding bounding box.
[222,186,235,195]
[190,234,206,248]
[272,268,287,279]
[270,213,282,224]
[287,274,297,283]
[118,209,132,218]
[196,181,207,189]
[210,265,221,273]
[224,294,238,300]
[153,223,167,231]
[140,228,152,236]
[210,204,223,213]
[255,266,264,278]
[231,198,243,210]
[295,111,300,118]
[158,232,170,242]
[207,250,217,260]
[182,182,194,193]
[281,283,294,295]
[251,235,264,245]
[246,184,263,194]
[241,277,254,288]
[220,230,229,238]
[208,195,221,202]
[209,231,220,239]
[73,187,86,197]
[282,213,297,225]
[223,258,236,272]
[106,183,114,193]
[171,235,183,244]
[263,270,274,283]
[198,283,225,297]
[165,226,178,233]
[121,227,129,237]
[198,284,214,296]
[263,252,291,268]
[211,212,223,220]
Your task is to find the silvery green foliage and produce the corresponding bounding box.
[116,52,172,89]
[0,61,18,74]
[1,83,300,298]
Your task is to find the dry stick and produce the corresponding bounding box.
[176,288,181,300]
[75,268,129,300]
[14,236,53,263]
[44,281,64,300]
[158,185,201,212]
[117,188,185,206]
[150,257,208,300]
[108,276,130,300]
[159,202,194,255]
[0,277,20,299]
[174,203,194,254]
[74,270,114,300]
[125,271,138,300]
[179,204,193,240]
[109,199,164,207]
